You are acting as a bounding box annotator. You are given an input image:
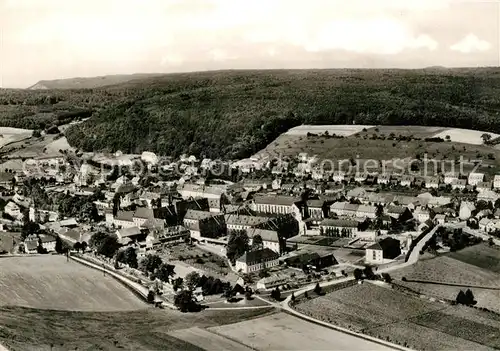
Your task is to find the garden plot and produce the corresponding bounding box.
[432,128,500,145]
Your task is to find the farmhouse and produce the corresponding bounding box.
[479,218,496,233]
[23,235,39,254]
[365,237,401,264]
[39,234,56,252]
[235,248,279,273]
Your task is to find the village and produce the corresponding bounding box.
[0,146,499,311]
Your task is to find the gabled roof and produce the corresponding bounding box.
[320,219,358,228]
[133,207,154,220]
[247,228,279,242]
[236,248,279,264]
[117,227,142,238]
[224,214,270,226]
[184,209,216,221]
[115,211,134,222]
[253,195,300,206]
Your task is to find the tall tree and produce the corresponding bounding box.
[226,230,249,263]
[251,234,263,251]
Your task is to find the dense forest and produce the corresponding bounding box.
[1,68,500,159]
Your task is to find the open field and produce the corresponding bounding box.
[448,243,500,274]
[0,255,147,311]
[252,126,500,175]
[168,327,254,351]
[391,255,500,288]
[0,128,32,149]
[0,305,274,351]
[208,312,393,350]
[358,126,448,138]
[293,283,500,350]
[390,251,500,312]
[286,125,373,136]
[433,128,500,145]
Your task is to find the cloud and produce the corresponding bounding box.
[450,34,491,53]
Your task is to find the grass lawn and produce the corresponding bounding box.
[0,306,275,351]
[293,283,500,350]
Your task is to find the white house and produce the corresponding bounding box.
[424,177,439,189]
[468,173,485,186]
[479,218,496,233]
[414,208,430,223]
[377,174,391,184]
[451,179,467,190]
[476,181,492,192]
[235,248,279,273]
[332,171,345,183]
[400,176,414,187]
[434,214,446,225]
[444,172,459,185]
[494,175,500,189]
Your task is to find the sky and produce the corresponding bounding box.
[0,0,499,87]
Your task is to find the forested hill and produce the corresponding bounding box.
[2,68,500,159]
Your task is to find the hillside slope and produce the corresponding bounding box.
[1,68,500,159]
[28,73,164,90]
